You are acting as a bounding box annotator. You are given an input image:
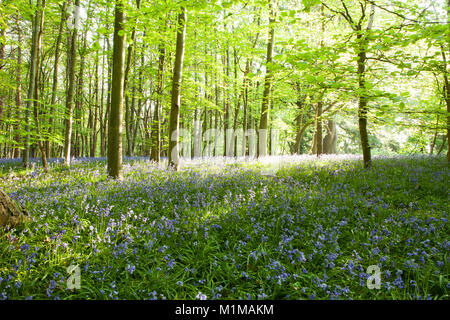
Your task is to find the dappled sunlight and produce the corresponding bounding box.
[0,155,448,300]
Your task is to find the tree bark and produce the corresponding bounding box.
[90,48,99,157]
[168,7,187,170]
[293,89,306,154]
[430,115,440,154]
[132,40,145,154]
[151,43,165,162]
[124,0,141,157]
[47,2,67,159]
[13,17,22,159]
[0,188,29,228]
[258,0,276,158]
[356,5,375,168]
[32,0,49,172]
[64,0,80,166]
[437,136,447,155]
[446,0,450,162]
[223,43,230,157]
[107,0,127,179]
[315,99,323,157]
[23,0,42,168]
[323,119,337,154]
[0,26,6,122]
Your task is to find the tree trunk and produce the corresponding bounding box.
[293,92,306,154]
[47,2,67,159]
[323,119,337,154]
[13,17,22,159]
[23,0,42,169]
[258,0,276,158]
[168,7,187,170]
[132,40,145,154]
[437,136,447,155]
[64,0,80,166]
[107,0,127,179]
[124,0,141,157]
[447,0,450,162]
[430,115,440,155]
[315,99,323,157]
[151,43,165,162]
[90,48,99,157]
[355,23,371,167]
[223,44,230,157]
[0,26,5,122]
[32,0,49,172]
[0,189,29,228]
[356,5,375,168]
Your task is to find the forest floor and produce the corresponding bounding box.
[0,155,448,300]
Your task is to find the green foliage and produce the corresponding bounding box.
[0,156,448,299]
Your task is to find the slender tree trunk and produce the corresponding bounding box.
[430,115,440,154]
[32,0,49,172]
[90,48,99,157]
[442,49,450,162]
[64,0,80,166]
[47,2,67,159]
[357,37,371,168]
[445,0,450,162]
[151,43,165,162]
[214,53,220,157]
[316,99,323,157]
[23,0,42,168]
[258,0,276,158]
[315,6,326,158]
[223,44,230,156]
[124,0,141,157]
[132,41,145,154]
[0,27,5,122]
[437,136,447,155]
[168,7,187,170]
[108,0,127,179]
[293,97,306,154]
[242,61,251,157]
[13,17,22,159]
[101,35,112,158]
[74,9,90,158]
[356,5,375,168]
[233,84,244,157]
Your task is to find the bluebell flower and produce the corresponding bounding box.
[196,292,207,300]
[126,264,136,274]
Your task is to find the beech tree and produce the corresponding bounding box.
[168,6,187,170]
[258,0,276,158]
[0,0,447,166]
[107,0,126,179]
[64,0,80,167]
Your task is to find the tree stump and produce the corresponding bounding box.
[0,188,29,228]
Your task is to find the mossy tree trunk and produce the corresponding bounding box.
[168,7,187,170]
[0,189,28,228]
[107,0,127,179]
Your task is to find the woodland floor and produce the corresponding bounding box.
[0,155,448,300]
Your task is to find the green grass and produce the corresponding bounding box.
[0,155,448,300]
